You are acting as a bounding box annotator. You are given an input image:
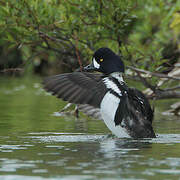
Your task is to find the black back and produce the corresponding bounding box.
[114,83,155,138]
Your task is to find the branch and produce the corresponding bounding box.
[77,39,95,51]
[148,90,180,100]
[124,74,140,81]
[39,32,69,45]
[39,45,75,57]
[128,66,180,81]
[135,71,157,92]
[23,0,40,31]
[73,33,83,71]
[0,68,23,73]
[125,66,180,100]
[81,18,97,26]
[39,31,77,56]
[66,0,79,7]
[164,86,180,91]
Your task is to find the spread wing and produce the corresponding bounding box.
[43,72,107,108]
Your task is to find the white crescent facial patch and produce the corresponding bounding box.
[93,58,100,69]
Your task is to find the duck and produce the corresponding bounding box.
[43,47,156,138]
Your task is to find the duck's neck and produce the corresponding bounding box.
[110,72,124,82]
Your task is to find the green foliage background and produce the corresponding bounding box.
[0,0,179,74]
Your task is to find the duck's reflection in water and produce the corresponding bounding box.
[99,138,152,159]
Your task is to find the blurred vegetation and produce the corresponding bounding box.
[0,0,179,100]
[0,0,179,74]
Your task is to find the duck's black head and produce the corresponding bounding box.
[84,47,124,74]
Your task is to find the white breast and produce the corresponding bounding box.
[100,92,130,138]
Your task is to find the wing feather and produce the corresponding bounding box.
[43,72,107,108]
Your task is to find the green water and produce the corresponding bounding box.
[0,76,180,180]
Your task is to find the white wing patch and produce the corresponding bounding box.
[103,77,122,96]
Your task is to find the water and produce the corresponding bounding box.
[0,76,180,180]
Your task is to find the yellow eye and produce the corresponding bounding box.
[100,58,103,62]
